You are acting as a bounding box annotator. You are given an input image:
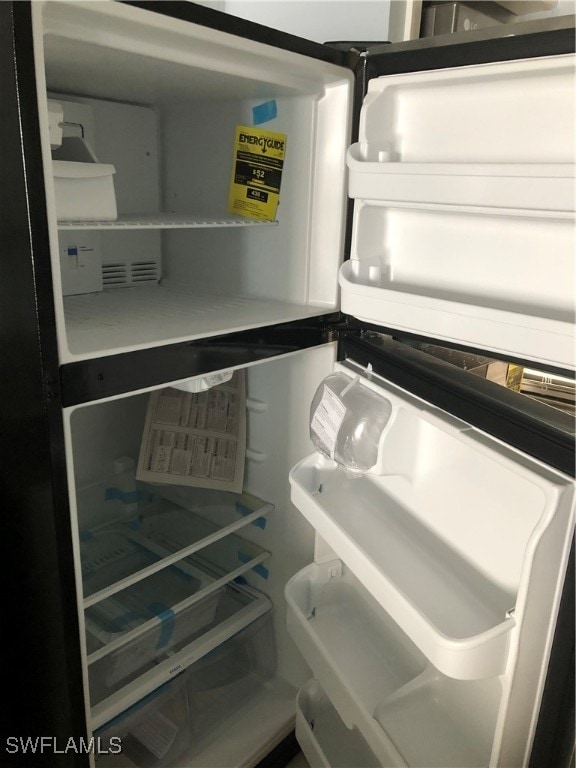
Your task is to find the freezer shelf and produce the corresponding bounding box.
[80,494,272,606]
[58,214,279,230]
[286,562,501,768]
[63,285,328,360]
[90,582,271,730]
[296,679,380,768]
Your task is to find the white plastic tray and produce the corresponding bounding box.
[290,453,520,679]
[286,561,420,765]
[286,562,502,768]
[295,679,381,768]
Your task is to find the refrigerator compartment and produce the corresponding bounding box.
[185,612,276,738]
[374,673,502,768]
[347,146,574,211]
[95,674,190,767]
[36,1,351,363]
[296,678,380,768]
[90,582,271,728]
[357,55,574,165]
[52,136,118,221]
[340,202,575,370]
[80,501,271,607]
[286,560,424,765]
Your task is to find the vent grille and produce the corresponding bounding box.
[102,261,160,288]
[131,261,160,284]
[102,263,128,287]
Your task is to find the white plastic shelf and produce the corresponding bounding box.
[63,284,325,360]
[289,454,518,680]
[57,214,279,229]
[347,148,575,211]
[286,562,502,768]
[296,679,380,768]
[347,144,576,216]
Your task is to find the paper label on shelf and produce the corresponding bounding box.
[136,371,246,493]
[129,711,178,760]
[228,125,286,221]
[310,386,346,459]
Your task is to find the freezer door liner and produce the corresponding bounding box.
[342,54,575,370]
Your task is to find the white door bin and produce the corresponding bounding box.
[296,679,380,768]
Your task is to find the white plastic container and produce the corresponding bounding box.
[310,370,393,474]
[185,612,276,737]
[52,137,117,221]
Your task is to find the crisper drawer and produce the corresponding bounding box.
[286,561,502,768]
[296,679,379,768]
[95,674,191,768]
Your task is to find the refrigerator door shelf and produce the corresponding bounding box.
[289,357,571,680]
[290,453,521,679]
[347,147,575,212]
[295,679,381,768]
[286,562,501,768]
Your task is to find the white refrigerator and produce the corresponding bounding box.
[2,2,574,767]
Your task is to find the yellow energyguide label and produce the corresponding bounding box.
[228,125,287,221]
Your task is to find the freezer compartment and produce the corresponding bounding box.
[95,674,191,768]
[290,360,570,679]
[90,581,271,729]
[286,561,502,768]
[33,1,351,362]
[295,679,380,768]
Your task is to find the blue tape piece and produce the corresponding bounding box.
[238,552,269,580]
[235,502,267,529]
[79,530,94,542]
[148,602,175,650]
[112,611,141,630]
[234,575,248,585]
[252,100,277,125]
[105,487,153,505]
